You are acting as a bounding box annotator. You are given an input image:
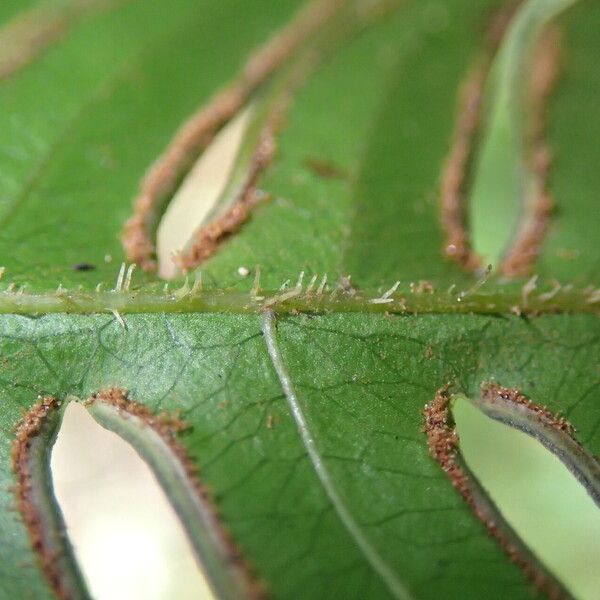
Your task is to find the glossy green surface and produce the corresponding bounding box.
[3,312,599,598]
[0,0,599,598]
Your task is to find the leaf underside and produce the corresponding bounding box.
[0,0,598,599]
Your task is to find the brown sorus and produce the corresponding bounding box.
[12,390,266,600]
[440,5,560,278]
[499,26,561,277]
[122,0,344,273]
[423,386,571,600]
[481,381,574,435]
[86,388,267,599]
[11,397,68,598]
[440,2,522,271]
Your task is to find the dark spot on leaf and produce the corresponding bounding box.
[304,157,348,180]
[72,262,96,271]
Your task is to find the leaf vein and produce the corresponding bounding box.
[261,309,414,600]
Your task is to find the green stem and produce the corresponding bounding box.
[0,285,597,315]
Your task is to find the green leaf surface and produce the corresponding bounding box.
[0,0,305,290]
[537,0,600,282]
[0,0,599,599]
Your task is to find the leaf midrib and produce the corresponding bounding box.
[0,285,596,316]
